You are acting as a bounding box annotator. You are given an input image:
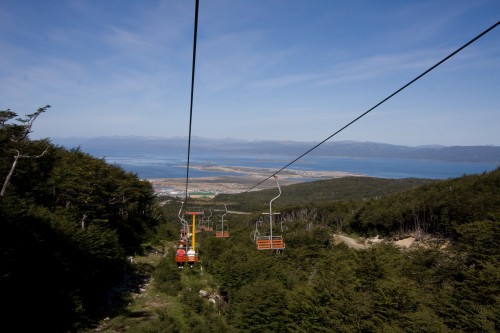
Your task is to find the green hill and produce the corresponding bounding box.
[148,168,499,333]
[214,176,436,211]
[1,112,498,332]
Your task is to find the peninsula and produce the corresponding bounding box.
[148,164,364,195]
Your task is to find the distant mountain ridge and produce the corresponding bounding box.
[50,136,500,164]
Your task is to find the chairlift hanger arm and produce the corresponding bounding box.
[269,176,281,216]
[270,176,281,206]
[178,202,188,225]
[222,204,228,221]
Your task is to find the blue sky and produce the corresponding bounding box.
[1,0,499,147]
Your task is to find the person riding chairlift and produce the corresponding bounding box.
[176,245,187,269]
[187,247,196,268]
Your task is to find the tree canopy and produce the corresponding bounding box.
[1,109,498,332]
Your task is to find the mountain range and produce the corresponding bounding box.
[50,136,500,164]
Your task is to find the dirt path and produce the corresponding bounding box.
[333,234,368,250]
[333,234,428,250]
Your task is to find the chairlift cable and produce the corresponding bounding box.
[183,0,200,210]
[245,21,499,193]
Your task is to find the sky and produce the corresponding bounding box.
[1,0,499,147]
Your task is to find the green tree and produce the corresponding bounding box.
[0,105,50,196]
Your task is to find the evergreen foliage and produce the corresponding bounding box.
[351,168,500,237]
[1,108,163,332]
[195,168,500,332]
[1,110,498,332]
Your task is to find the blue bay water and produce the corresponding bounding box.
[88,150,498,180]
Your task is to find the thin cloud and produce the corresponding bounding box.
[316,49,455,86]
[249,73,321,89]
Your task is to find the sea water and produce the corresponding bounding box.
[85,149,498,180]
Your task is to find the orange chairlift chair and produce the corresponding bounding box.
[255,176,285,251]
[176,202,189,267]
[184,207,203,267]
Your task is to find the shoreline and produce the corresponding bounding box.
[147,165,365,195]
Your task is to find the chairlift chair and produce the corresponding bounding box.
[196,211,205,233]
[177,202,189,247]
[215,204,229,238]
[176,202,190,265]
[206,209,214,232]
[184,207,203,267]
[255,176,285,251]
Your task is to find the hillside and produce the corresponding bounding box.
[81,167,500,332]
[1,117,499,332]
[215,176,437,211]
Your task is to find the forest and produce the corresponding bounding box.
[1,108,499,332]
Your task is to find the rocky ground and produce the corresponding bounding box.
[333,233,450,250]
